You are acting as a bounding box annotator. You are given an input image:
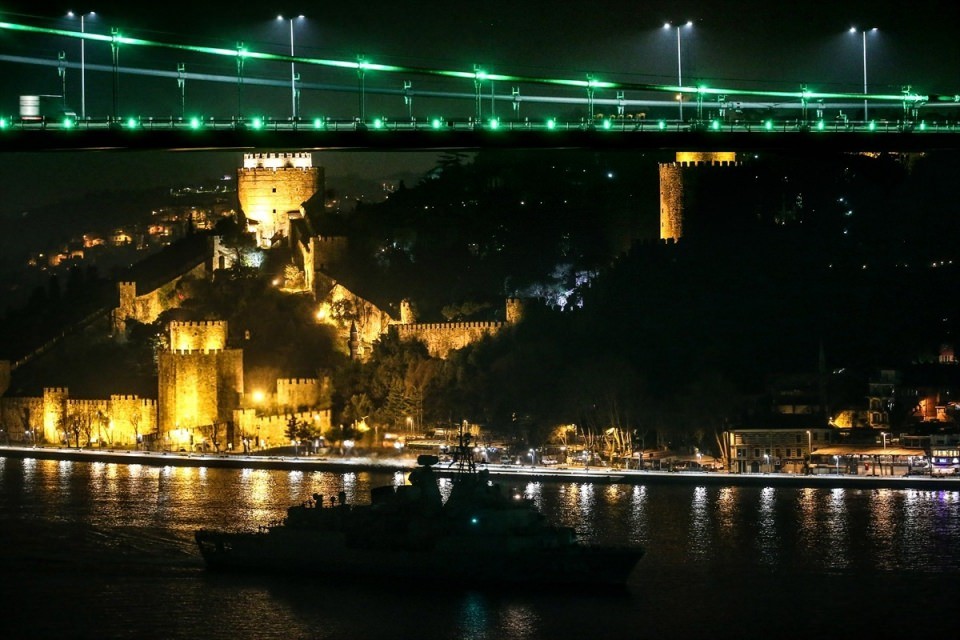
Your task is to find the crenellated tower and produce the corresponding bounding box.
[157,320,243,443]
[659,151,740,241]
[237,152,323,248]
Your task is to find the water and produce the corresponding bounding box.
[1,457,959,639]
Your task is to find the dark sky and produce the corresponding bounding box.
[1,1,958,211]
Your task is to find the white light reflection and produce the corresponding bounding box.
[688,486,710,560]
[525,481,544,512]
[823,487,850,570]
[628,485,648,545]
[341,472,358,504]
[715,486,736,539]
[867,489,898,570]
[499,603,540,638]
[89,461,106,495]
[756,486,778,566]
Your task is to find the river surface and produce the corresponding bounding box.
[1,456,958,639]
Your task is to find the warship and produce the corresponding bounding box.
[195,431,644,587]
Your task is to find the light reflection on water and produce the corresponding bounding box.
[2,459,960,638]
[688,486,709,560]
[755,486,777,567]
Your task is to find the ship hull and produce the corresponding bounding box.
[195,528,642,587]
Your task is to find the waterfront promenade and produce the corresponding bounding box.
[3,444,960,490]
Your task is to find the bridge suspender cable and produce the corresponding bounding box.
[1,20,951,106]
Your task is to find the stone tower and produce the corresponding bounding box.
[157,321,243,441]
[659,151,739,241]
[399,299,416,324]
[505,298,525,324]
[237,152,323,248]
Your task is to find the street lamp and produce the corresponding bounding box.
[834,454,840,475]
[277,15,305,120]
[849,27,878,121]
[663,20,693,121]
[66,11,95,120]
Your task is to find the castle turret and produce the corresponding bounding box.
[237,152,323,248]
[400,299,416,324]
[158,320,243,448]
[505,298,524,324]
[659,151,741,241]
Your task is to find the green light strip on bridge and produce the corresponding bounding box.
[0,20,944,104]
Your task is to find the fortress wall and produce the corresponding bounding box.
[107,395,158,445]
[311,236,348,271]
[112,259,208,335]
[42,387,69,442]
[0,396,43,441]
[232,407,331,449]
[393,322,506,359]
[277,378,327,411]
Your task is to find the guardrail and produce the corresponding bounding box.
[2,115,960,134]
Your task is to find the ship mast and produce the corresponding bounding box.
[451,419,476,479]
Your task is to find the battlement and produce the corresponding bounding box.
[395,321,505,333]
[169,320,228,351]
[675,151,737,164]
[243,152,313,170]
[277,378,319,387]
[68,398,106,408]
[43,387,69,396]
[170,349,226,355]
[666,160,740,168]
[169,320,227,329]
[110,395,158,407]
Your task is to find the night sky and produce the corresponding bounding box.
[1,1,958,211]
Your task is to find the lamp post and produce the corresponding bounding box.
[663,21,693,122]
[834,454,840,475]
[849,27,877,121]
[66,11,95,120]
[277,15,304,120]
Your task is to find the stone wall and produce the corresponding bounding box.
[232,407,332,449]
[238,153,322,248]
[277,377,329,412]
[1,390,156,445]
[157,348,243,434]
[112,259,207,335]
[391,298,524,359]
[392,321,506,359]
[168,320,228,352]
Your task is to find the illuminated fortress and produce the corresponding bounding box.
[659,151,740,241]
[237,152,323,248]
[157,321,243,439]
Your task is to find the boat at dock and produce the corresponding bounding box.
[195,431,644,587]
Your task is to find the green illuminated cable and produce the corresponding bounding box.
[0,20,944,104]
